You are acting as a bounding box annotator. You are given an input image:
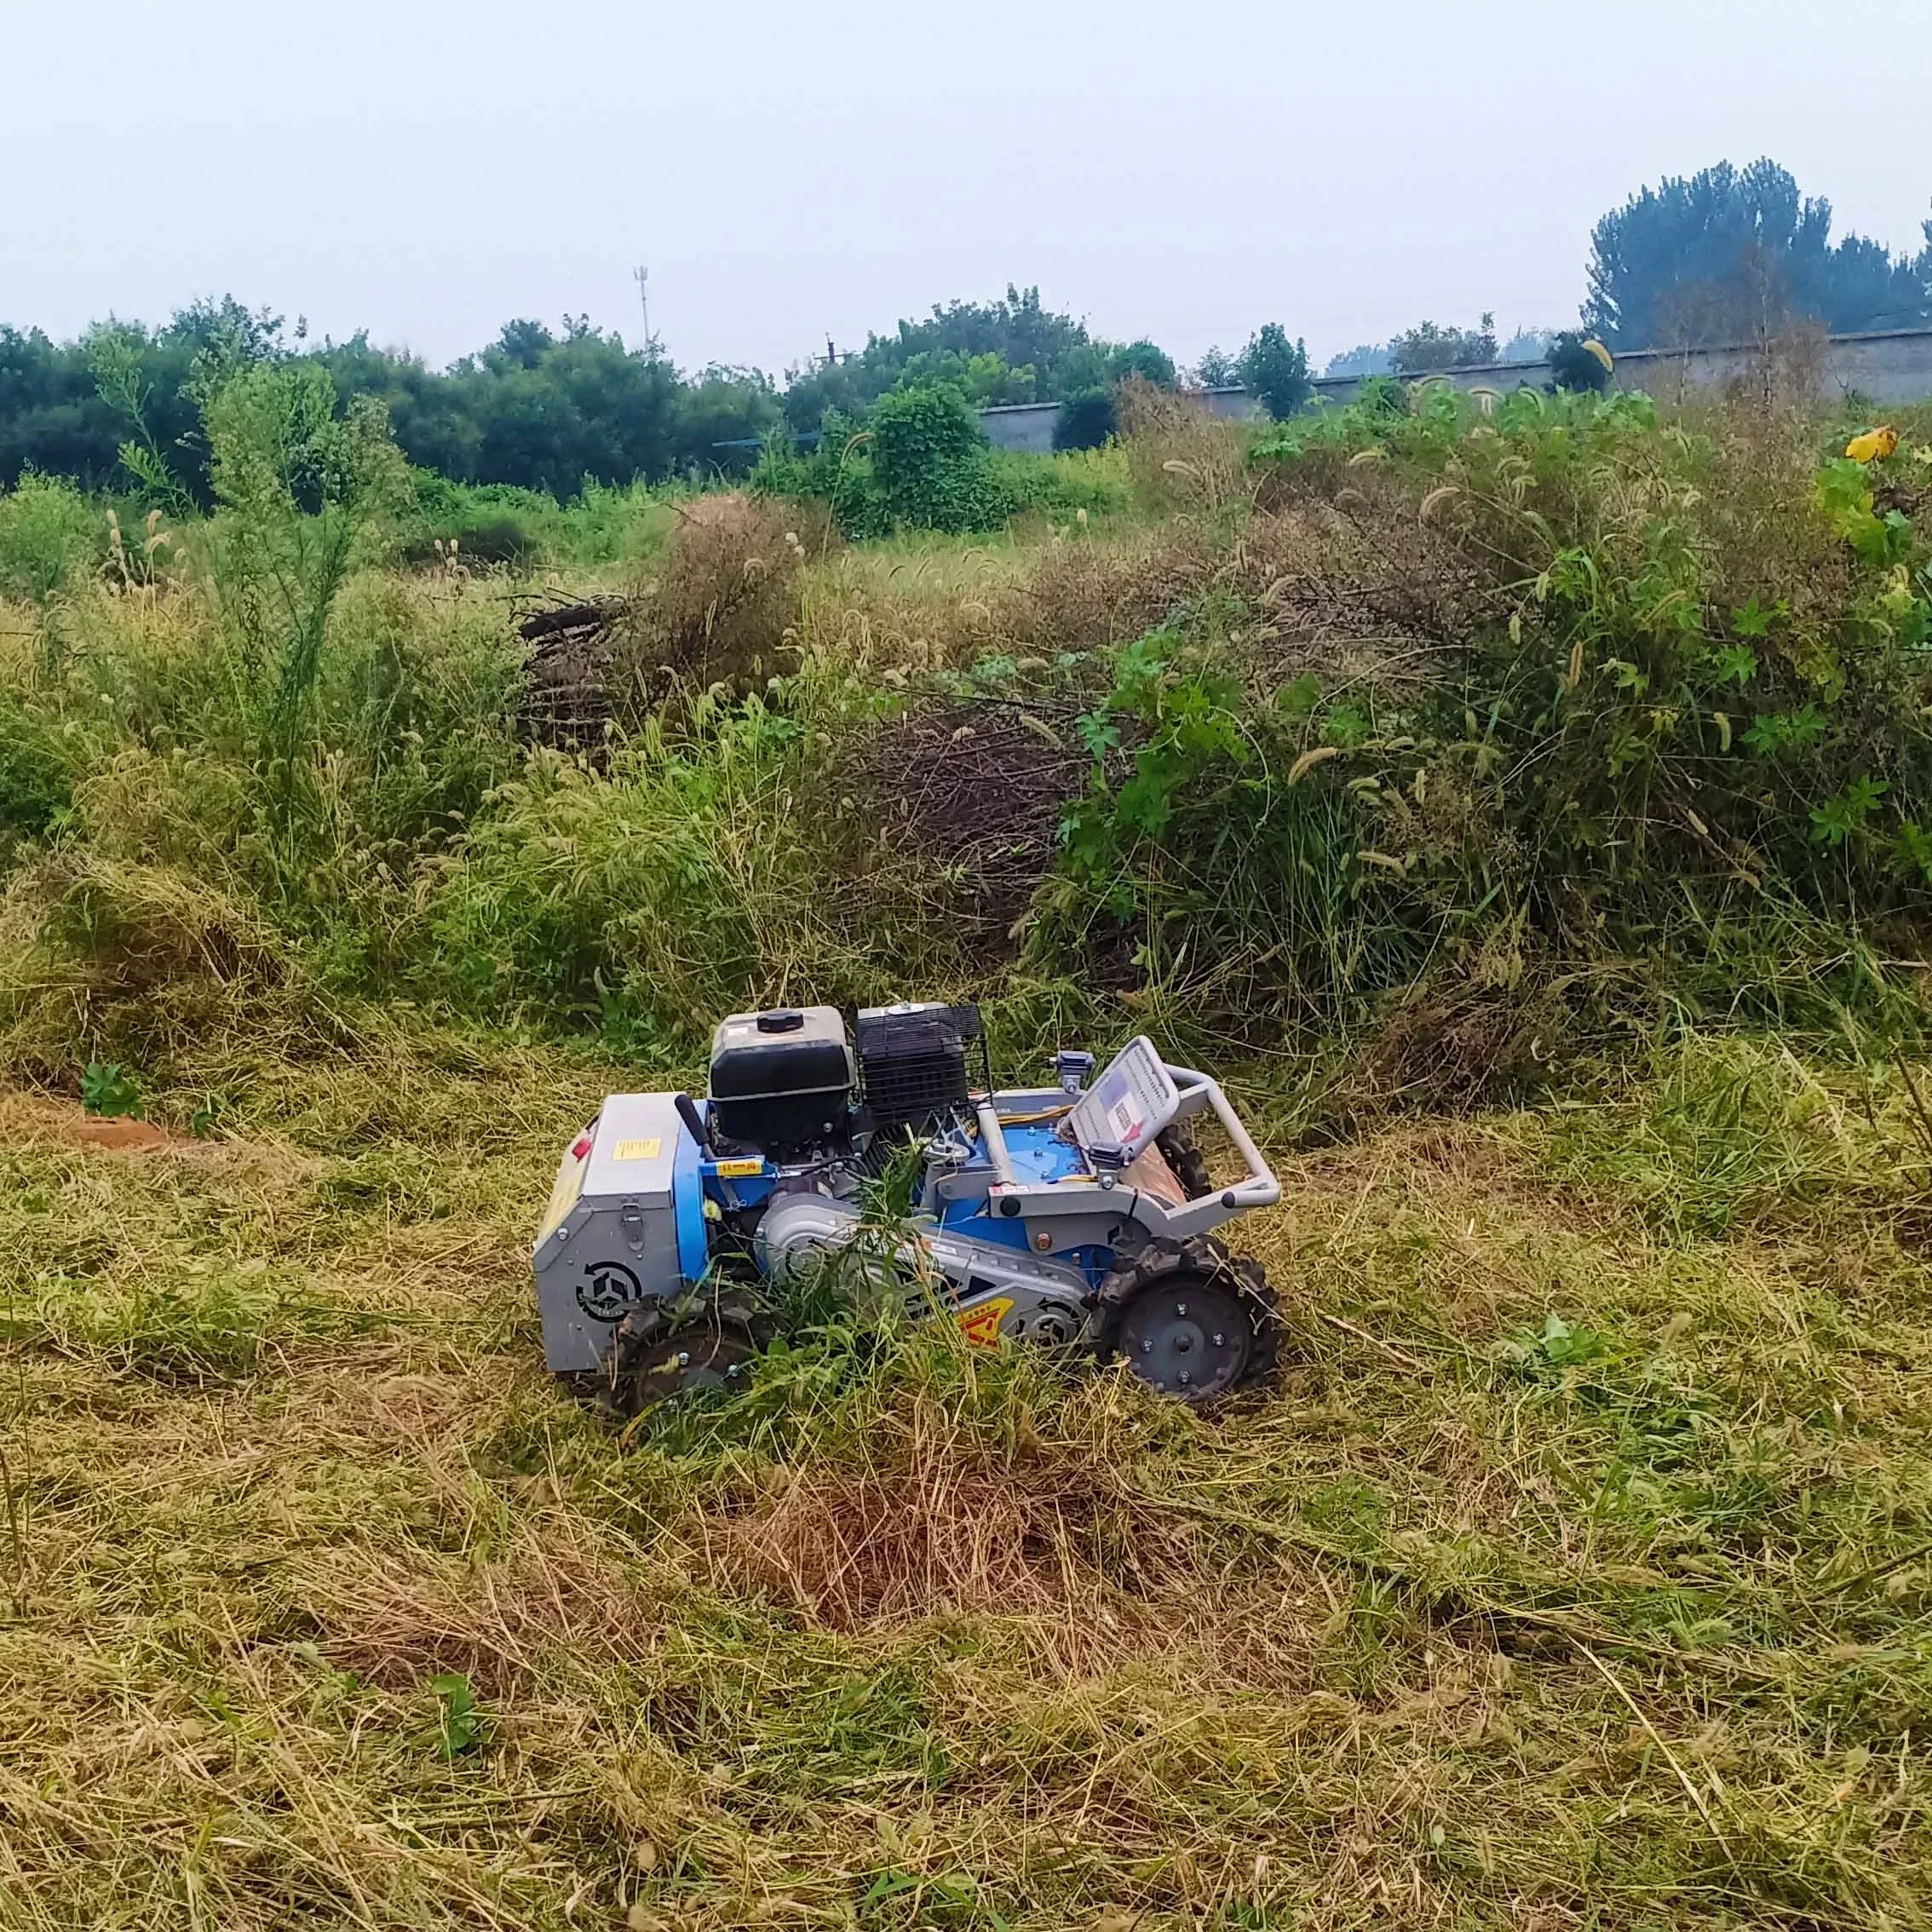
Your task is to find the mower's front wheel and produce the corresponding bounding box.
[1097,1236,1277,1405]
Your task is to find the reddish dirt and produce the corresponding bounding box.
[3,1093,188,1157]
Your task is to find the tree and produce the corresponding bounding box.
[775,287,1178,437]
[1389,314,1499,375]
[672,365,782,474]
[1549,332,1612,394]
[1323,342,1390,378]
[1501,327,1556,364]
[1236,325,1311,420]
[1109,340,1176,388]
[1191,345,1239,388]
[1584,159,1931,348]
[1054,388,1116,451]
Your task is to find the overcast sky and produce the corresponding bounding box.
[7,0,1929,377]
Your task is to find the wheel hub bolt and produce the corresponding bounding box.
[1213,1333,1225,1346]
[1177,1370,1190,1386]
[677,1352,690,1366]
[1176,1302,1187,1315]
[1141,1339,1153,1354]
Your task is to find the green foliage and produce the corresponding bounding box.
[1108,340,1176,388]
[1049,629,1400,1023]
[80,1061,142,1117]
[1235,325,1311,421]
[1192,345,1240,387]
[0,472,102,601]
[990,445,1131,520]
[428,1672,488,1757]
[1549,331,1612,393]
[1038,379,1932,1045]
[1052,387,1116,452]
[751,419,893,540]
[1389,313,1498,375]
[200,362,411,792]
[779,285,1165,439]
[867,387,1005,534]
[1324,342,1393,378]
[0,691,75,858]
[1353,375,1409,417]
[1584,157,1932,345]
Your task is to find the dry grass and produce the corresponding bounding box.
[4,1038,1932,1928]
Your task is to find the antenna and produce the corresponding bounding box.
[634,264,657,357]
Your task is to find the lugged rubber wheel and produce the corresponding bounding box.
[1155,1126,1213,1200]
[1095,1234,1278,1404]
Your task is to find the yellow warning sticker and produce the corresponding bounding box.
[612,1138,662,1162]
[713,1156,765,1178]
[956,1297,1015,1348]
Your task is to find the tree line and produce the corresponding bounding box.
[3,158,1929,503]
[1323,159,1932,378]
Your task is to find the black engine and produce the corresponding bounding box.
[704,1001,981,1160]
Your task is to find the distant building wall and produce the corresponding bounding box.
[980,327,1932,448]
[977,401,1062,453]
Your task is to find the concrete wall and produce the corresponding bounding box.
[980,327,1932,448]
[977,401,1062,454]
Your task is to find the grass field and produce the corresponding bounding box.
[5,376,1932,1927]
[5,1030,1932,1929]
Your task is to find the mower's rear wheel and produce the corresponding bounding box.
[603,1287,767,1418]
[1098,1235,1277,1405]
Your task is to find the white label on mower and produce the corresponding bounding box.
[1067,1036,1179,1154]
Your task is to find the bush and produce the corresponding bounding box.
[0,472,101,601]
[606,492,816,715]
[1040,382,1932,1048]
[868,385,1006,533]
[1550,332,1613,394]
[1053,388,1117,452]
[0,691,76,861]
[991,446,1132,521]
[400,472,552,568]
[750,420,890,541]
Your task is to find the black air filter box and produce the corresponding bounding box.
[856,1001,982,1139]
[708,1007,855,1152]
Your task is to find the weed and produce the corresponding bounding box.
[78,1059,141,1117]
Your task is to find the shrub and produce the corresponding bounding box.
[991,446,1132,521]
[1053,388,1116,452]
[0,691,76,860]
[750,420,890,541]
[868,384,1005,533]
[1550,331,1613,394]
[0,472,101,601]
[606,492,817,716]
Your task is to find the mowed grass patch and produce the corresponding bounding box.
[3,1048,1932,1927]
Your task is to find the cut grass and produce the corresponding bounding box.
[3,1044,1931,1928]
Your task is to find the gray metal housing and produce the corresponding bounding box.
[531,1093,696,1372]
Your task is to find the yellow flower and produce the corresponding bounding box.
[1845,425,1899,463]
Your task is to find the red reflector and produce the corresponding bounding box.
[571,1135,592,1161]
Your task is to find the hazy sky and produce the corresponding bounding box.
[7,0,1930,377]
